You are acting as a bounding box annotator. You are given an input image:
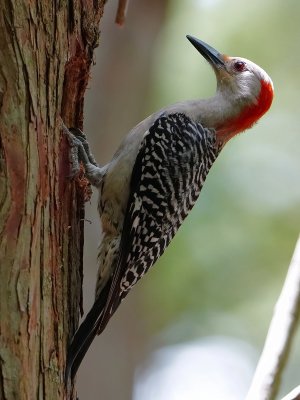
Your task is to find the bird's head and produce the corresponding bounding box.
[187,35,274,143]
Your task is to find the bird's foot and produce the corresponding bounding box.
[61,122,98,178]
[68,127,98,167]
[61,121,104,188]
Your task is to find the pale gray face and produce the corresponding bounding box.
[215,56,274,105]
[186,35,273,106]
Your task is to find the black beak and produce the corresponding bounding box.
[186,35,225,67]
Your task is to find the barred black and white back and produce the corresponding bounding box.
[98,113,220,326]
[66,113,220,380]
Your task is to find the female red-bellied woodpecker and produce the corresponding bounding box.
[64,35,274,382]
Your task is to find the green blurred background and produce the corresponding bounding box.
[78,0,300,398]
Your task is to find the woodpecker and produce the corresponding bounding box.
[65,35,274,381]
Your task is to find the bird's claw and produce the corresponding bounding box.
[61,124,83,176]
[68,138,83,178]
[61,122,98,178]
[67,127,98,167]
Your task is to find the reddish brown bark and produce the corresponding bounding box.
[0,0,105,398]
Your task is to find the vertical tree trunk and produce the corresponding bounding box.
[0,1,105,398]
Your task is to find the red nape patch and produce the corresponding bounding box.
[219,80,274,142]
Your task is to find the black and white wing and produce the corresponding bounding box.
[101,113,219,326]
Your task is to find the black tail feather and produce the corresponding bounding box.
[65,281,111,383]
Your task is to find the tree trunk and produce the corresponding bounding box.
[0,1,105,399]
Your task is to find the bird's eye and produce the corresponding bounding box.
[234,61,246,72]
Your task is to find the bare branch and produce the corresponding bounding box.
[245,235,300,400]
[115,0,129,26]
[280,386,300,400]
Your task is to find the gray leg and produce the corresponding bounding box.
[68,128,98,167]
[61,122,105,188]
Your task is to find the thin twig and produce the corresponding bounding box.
[245,235,300,400]
[115,0,129,26]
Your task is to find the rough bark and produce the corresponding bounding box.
[0,1,105,399]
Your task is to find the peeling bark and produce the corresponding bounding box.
[0,1,105,399]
